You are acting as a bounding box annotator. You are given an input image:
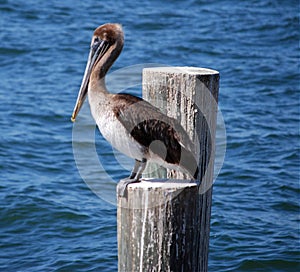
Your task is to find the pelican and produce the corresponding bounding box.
[71,23,199,196]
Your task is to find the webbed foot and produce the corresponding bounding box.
[117,178,141,197]
[117,158,147,197]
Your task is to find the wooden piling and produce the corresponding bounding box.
[117,67,219,272]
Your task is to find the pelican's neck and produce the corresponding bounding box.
[89,51,110,98]
[88,74,109,123]
[89,39,123,94]
[89,75,108,96]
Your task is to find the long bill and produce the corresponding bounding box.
[71,40,109,122]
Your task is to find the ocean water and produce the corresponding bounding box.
[0,0,299,271]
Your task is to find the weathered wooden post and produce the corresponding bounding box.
[117,67,219,272]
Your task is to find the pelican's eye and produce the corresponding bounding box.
[91,37,103,50]
[94,37,100,44]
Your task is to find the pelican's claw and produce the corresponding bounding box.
[117,178,141,197]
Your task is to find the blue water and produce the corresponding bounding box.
[0,0,299,271]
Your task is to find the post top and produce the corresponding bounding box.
[143,66,219,75]
[127,178,198,190]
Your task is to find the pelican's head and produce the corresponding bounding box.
[71,23,124,122]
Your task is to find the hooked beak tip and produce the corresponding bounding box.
[71,100,82,123]
[71,110,78,122]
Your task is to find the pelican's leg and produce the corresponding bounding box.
[128,159,141,179]
[117,159,147,197]
[134,158,147,180]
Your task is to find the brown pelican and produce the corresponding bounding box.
[71,23,198,196]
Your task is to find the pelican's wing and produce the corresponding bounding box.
[111,93,198,178]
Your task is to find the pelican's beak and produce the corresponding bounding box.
[71,39,109,122]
